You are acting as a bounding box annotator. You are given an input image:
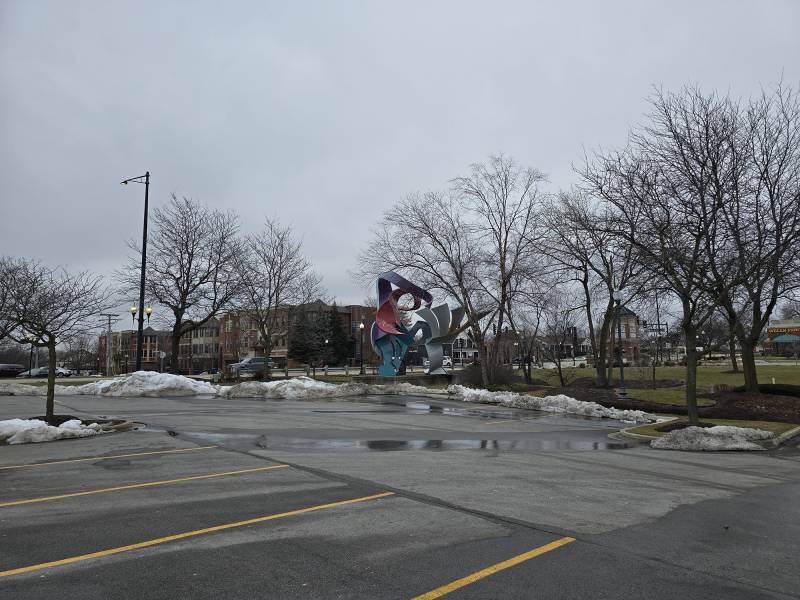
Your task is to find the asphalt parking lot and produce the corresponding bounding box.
[1,391,799,599]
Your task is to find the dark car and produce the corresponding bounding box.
[16,367,49,378]
[229,357,274,375]
[0,364,26,378]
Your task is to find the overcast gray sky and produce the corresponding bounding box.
[2,0,799,309]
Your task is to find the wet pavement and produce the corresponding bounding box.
[2,391,799,598]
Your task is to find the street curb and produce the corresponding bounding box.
[615,418,680,441]
[766,425,800,447]
[613,420,800,448]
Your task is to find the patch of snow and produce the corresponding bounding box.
[61,371,218,397]
[446,385,657,423]
[650,425,776,451]
[0,418,104,445]
[0,382,47,396]
[218,376,440,399]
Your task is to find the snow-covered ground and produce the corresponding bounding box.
[0,418,105,445]
[650,425,776,451]
[0,372,656,423]
[447,385,656,423]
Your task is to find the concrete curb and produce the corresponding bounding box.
[766,425,800,448]
[613,420,800,449]
[615,418,680,441]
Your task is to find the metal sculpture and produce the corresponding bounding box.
[370,272,472,376]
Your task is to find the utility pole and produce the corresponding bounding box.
[99,313,120,376]
[121,171,150,371]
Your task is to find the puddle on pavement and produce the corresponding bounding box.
[253,436,632,452]
[310,399,602,422]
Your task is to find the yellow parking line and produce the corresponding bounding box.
[0,465,289,508]
[0,491,395,578]
[0,445,219,471]
[412,537,576,599]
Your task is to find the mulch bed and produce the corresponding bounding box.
[566,377,683,389]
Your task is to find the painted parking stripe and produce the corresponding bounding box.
[0,445,218,471]
[0,465,289,507]
[412,537,576,599]
[0,491,395,578]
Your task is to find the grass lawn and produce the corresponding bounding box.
[625,418,798,438]
[625,388,716,407]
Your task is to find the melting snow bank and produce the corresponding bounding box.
[0,419,105,445]
[650,426,776,451]
[218,377,436,399]
[61,372,218,397]
[446,385,657,423]
[0,372,217,397]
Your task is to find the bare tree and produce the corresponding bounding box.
[357,155,545,387]
[708,84,800,390]
[541,191,644,387]
[539,289,581,387]
[235,218,323,378]
[5,258,109,421]
[583,141,718,425]
[452,155,547,375]
[118,195,241,373]
[356,190,495,384]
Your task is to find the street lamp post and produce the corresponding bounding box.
[359,321,365,375]
[613,290,627,400]
[27,334,36,378]
[121,171,150,371]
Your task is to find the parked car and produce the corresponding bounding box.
[423,356,453,368]
[0,364,26,378]
[55,367,73,377]
[229,357,274,375]
[16,367,49,378]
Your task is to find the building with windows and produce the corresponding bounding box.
[98,327,172,374]
[178,318,220,373]
[218,302,376,370]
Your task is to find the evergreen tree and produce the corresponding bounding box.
[288,312,320,365]
[326,304,351,366]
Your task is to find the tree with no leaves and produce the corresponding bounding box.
[357,155,545,387]
[235,218,323,378]
[4,258,109,421]
[541,191,643,387]
[118,195,241,373]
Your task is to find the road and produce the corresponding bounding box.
[1,391,799,599]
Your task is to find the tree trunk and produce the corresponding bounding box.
[728,333,739,373]
[171,323,183,374]
[738,338,759,392]
[46,337,57,422]
[595,304,614,388]
[683,327,700,426]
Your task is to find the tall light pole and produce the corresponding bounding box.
[121,171,150,371]
[613,289,627,400]
[359,321,366,375]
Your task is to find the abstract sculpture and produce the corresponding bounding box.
[370,272,472,376]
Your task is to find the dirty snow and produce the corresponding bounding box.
[650,425,776,451]
[1,373,654,423]
[0,418,104,445]
[61,371,218,397]
[218,377,438,399]
[447,385,657,423]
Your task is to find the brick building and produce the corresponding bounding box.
[98,327,172,374]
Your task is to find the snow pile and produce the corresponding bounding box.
[0,418,104,445]
[0,382,47,396]
[447,385,657,423]
[219,376,440,399]
[651,425,776,451]
[62,371,218,397]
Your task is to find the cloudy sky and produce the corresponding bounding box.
[2,0,799,310]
